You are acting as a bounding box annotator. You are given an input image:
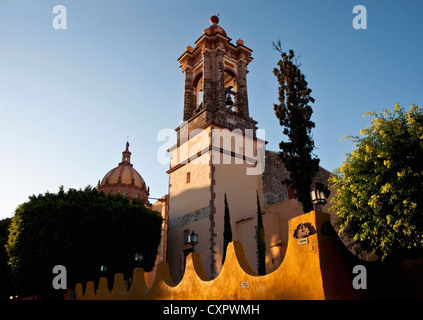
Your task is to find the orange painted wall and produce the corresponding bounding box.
[74,211,366,300]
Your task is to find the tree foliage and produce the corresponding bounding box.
[222,193,232,265]
[329,104,423,260]
[272,40,320,213]
[256,191,266,275]
[0,218,13,300]
[6,186,162,299]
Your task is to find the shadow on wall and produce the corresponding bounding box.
[73,211,423,300]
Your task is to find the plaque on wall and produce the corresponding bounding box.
[293,223,310,239]
[298,238,309,245]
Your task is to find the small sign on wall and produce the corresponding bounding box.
[293,223,311,245]
[298,238,309,245]
[240,281,249,288]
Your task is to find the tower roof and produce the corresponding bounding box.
[177,15,253,65]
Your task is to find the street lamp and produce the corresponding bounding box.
[135,251,143,268]
[311,183,327,212]
[100,264,108,275]
[187,230,198,251]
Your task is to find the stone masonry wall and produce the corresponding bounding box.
[262,150,332,207]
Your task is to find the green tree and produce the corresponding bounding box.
[6,186,162,299]
[256,191,266,275]
[329,104,423,260]
[222,193,232,265]
[0,218,13,300]
[273,40,320,213]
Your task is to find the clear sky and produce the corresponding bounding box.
[1,0,422,219]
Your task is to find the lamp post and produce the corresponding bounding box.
[135,251,143,268]
[100,264,108,276]
[311,183,327,212]
[187,230,198,251]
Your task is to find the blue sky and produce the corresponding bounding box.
[0,0,422,219]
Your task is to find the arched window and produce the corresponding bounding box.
[122,190,129,197]
[109,190,115,195]
[193,72,204,114]
[198,90,203,106]
[224,69,237,112]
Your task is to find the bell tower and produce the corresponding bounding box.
[167,16,264,282]
[177,15,256,131]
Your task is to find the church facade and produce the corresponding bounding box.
[164,16,332,282]
[96,16,332,283]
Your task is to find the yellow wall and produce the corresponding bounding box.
[166,124,266,281]
[212,159,262,274]
[168,155,211,218]
[74,211,365,300]
[167,126,213,281]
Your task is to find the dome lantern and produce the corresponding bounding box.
[120,141,132,165]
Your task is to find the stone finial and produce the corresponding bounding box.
[236,38,244,46]
[186,45,193,53]
[210,15,219,25]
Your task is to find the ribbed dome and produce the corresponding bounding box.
[100,164,146,189]
[98,142,150,204]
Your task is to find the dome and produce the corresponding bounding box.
[98,142,150,204]
[100,164,146,189]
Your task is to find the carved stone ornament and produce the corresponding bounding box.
[293,223,310,239]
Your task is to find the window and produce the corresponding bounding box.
[193,73,203,105]
[136,193,140,199]
[224,70,238,112]
[122,190,129,197]
[109,190,115,195]
[186,172,191,184]
[198,90,203,107]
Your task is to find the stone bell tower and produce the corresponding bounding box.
[177,15,256,132]
[167,16,264,282]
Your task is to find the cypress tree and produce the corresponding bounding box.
[222,193,232,265]
[272,40,320,213]
[256,191,266,275]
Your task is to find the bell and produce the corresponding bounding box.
[225,93,234,106]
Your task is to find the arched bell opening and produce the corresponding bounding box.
[193,72,204,115]
[224,69,238,112]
